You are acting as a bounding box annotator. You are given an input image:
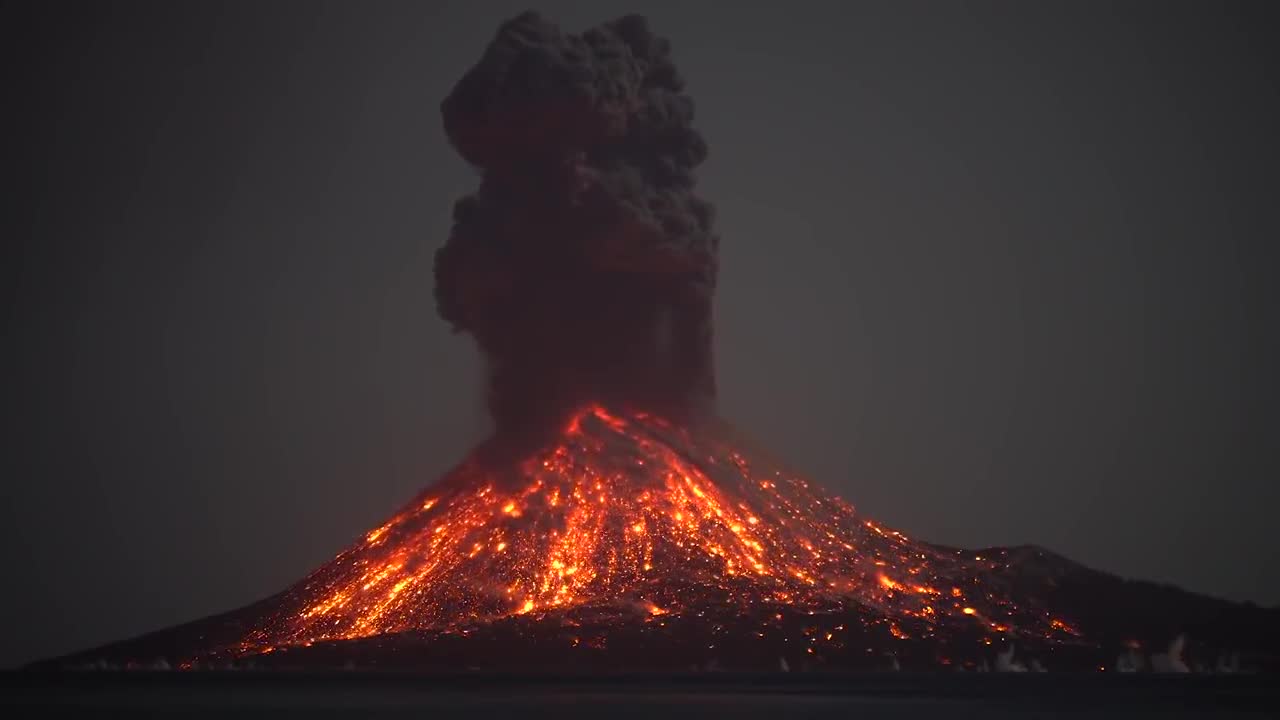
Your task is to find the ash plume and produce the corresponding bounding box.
[434,12,718,455]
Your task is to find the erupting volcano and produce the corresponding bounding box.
[43,12,1278,673]
[236,406,1086,655]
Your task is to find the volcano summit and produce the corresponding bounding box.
[40,12,1279,673]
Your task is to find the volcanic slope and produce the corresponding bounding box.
[232,406,1077,656]
[44,405,1280,672]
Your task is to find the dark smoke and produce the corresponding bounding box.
[434,12,718,456]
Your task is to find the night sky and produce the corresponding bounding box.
[5,1,1277,668]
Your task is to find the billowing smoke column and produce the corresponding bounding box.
[434,12,718,456]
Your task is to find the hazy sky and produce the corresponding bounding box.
[6,0,1277,668]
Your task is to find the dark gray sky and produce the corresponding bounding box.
[5,1,1278,668]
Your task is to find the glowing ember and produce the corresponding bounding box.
[233,406,1076,657]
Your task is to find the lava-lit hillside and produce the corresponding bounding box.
[234,406,1077,658]
[42,404,1280,672]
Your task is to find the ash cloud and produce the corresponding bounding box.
[434,12,718,455]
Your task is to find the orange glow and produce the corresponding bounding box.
[1050,618,1081,636]
[227,405,1080,658]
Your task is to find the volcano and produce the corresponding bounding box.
[35,11,1279,673]
[42,405,1280,673]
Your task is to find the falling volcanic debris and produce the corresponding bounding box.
[38,12,1280,673]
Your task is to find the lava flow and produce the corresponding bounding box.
[232,406,1079,659]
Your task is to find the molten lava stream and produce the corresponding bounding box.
[238,406,1076,656]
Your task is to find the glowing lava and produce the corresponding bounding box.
[233,406,1079,657]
